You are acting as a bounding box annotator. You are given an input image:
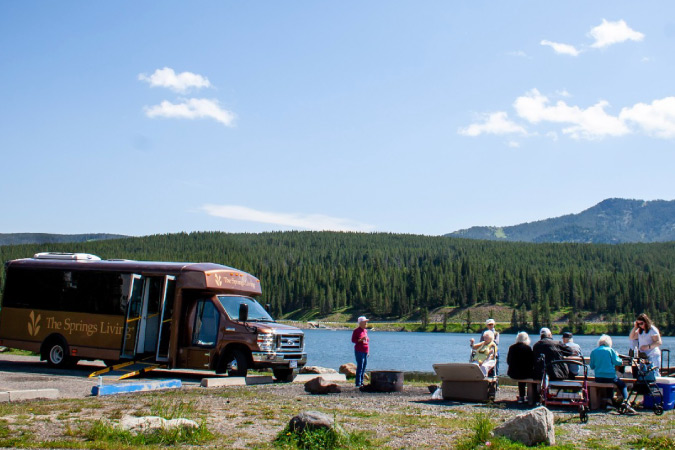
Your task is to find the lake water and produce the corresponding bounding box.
[303,329,675,374]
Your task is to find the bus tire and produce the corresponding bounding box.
[225,349,249,377]
[44,338,74,369]
[273,368,296,382]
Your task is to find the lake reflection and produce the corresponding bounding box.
[304,329,675,374]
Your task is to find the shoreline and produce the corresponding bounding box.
[283,320,674,336]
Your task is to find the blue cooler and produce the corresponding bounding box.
[643,377,675,411]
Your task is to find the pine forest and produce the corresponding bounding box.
[0,232,674,334]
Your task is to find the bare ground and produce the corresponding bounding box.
[0,355,673,449]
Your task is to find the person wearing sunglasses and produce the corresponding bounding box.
[629,313,662,374]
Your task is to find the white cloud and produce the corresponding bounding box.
[507,140,520,148]
[458,112,527,137]
[589,19,644,49]
[540,40,580,56]
[138,67,211,93]
[507,50,529,58]
[513,89,629,139]
[620,97,675,138]
[144,98,236,127]
[201,204,375,232]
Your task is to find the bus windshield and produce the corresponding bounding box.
[217,295,274,322]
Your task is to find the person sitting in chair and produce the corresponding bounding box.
[470,330,497,377]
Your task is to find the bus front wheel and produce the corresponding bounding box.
[44,339,73,368]
[226,349,249,377]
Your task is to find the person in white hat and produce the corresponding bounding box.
[351,316,370,387]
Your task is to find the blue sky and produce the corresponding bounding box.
[1,2,674,236]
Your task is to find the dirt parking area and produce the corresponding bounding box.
[0,354,207,398]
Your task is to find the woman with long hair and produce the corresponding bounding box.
[629,313,662,373]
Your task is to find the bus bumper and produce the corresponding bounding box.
[251,352,307,368]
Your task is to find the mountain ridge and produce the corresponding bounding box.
[0,233,128,246]
[446,198,675,243]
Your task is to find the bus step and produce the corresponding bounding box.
[89,359,166,380]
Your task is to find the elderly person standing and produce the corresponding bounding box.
[507,331,534,404]
[351,316,370,387]
[590,334,636,414]
[629,313,662,374]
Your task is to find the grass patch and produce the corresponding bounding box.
[0,348,37,356]
[633,436,675,450]
[83,418,213,446]
[273,423,373,450]
[149,398,197,420]
[454,413,581,450]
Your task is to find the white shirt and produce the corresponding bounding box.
[637,326,661,357]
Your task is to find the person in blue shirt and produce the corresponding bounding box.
[590,334,636,414]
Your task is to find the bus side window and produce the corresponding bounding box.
[192,300,219,347]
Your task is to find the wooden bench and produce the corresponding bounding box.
[505,377,634,410]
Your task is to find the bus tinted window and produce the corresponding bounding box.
[2,267,125,315]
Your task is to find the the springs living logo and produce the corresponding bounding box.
[27,310,41,337]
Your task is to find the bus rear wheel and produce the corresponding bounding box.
[45,339,74,368]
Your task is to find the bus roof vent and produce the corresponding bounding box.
[33,252,102,261]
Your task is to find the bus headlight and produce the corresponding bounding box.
[256,333,275,352]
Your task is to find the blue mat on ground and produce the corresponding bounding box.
[92,379,182,396]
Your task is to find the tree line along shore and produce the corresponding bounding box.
[0,231,673,336]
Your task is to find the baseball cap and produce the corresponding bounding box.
[486,318,495,325]
[357,316,369,323]
[539,327,552,336]
[562,331,573,339]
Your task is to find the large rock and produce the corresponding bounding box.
[289,410,335,433]
[300,366,337,374]
[492,406,555,446]
[119,416,198,433]
[304,376,341,395]
[339,363,357,378]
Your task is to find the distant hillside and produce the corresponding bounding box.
[0,233,128,246]
[447,198,675,243]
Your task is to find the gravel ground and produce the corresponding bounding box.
[1,354,673,449]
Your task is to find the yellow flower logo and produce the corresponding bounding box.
[27,311,41,337]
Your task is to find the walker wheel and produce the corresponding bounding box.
[579,406,589,423]
[618,403,627,415]
[654,405,664,416]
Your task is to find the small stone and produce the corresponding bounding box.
[300,366,338,374]
[289,411,334,433]
[304,376,341,395]
[339,363,357,378]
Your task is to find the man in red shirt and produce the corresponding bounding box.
[351,316,370,387]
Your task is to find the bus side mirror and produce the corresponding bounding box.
[266,303,271,311]
[239,303,249,322]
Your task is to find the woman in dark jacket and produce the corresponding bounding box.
[507,331,534,403]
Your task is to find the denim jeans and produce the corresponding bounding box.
[355,351,368,386]
[596,376,628,401]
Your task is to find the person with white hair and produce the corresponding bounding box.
[479,318,500,375]
[507,331,534,403]
[590,334,636,414]
[532,327,574,381]
[469,329,497,376]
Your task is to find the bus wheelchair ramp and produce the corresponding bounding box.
[89,359,166,380]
